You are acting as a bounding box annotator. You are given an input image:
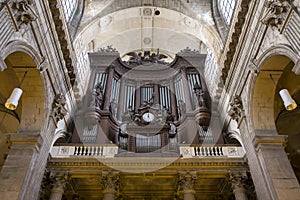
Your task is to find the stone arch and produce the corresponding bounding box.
[251,45,297,131]
[255,44,299,68]
[1,40,44,68]
[0,41,46,134]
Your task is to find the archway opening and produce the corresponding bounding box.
[0,52,44,171]
[253,54,300,182]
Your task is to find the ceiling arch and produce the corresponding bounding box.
[75,6,223,58]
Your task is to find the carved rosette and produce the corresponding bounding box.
[101,172,120,193]
[12,0,37,28]
[261,0,288,28]
[52,93,67,123]
[228,95,245,125]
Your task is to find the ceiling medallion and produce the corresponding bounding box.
[143,8,152,16]
[143,37,151,44]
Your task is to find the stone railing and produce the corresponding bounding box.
[50,144,245,158]
[50,145,118,158]
[179,145,245,158]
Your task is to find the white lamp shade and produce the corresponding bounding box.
[279,89,297,111]
[5,88,23,110]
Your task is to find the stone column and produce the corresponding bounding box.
[0,134,42,200]
[102,171,119,200]
[49,172,69,200]
[239,118,300,199]
[229,171,248,200]
[103,66,115,110]
[180,68,192,112]
[179,171,197,200]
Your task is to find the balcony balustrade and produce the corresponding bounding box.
[50,144,245,158]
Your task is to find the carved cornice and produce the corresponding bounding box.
[221,0,251,83]
[49,0,76,86]
[47,158,247,169]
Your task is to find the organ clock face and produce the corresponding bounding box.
[142,112,155,122]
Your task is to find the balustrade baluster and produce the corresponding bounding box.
[85,147,88,155]
[74,146,78,155]
[100,147,103,156]
[91,146,95,155]
[219,147,223,156]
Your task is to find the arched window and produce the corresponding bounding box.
[218,0,236,25]
[62,0,77,22]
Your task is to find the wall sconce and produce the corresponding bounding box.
[279,89,297,111]
[5,88,23,110]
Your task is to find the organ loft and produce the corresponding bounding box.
[0,0,300,200]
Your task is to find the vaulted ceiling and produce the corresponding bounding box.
[75,0,223,58]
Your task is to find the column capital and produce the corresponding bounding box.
[49,172,69,200]
[252,134,287,151]
[50,172,69,190]
[178,171,197,192]
[228,171,247,192]
[7,133,43,152]
[101,171,120,193]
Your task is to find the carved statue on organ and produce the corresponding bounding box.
[193,83,211,131]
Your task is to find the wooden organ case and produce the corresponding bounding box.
[73,49,214,155]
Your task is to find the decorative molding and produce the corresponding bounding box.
[260,0,288,28]
[52,93,67,124]
[179,47,199,55]
[252,135,287,151]
[47,159,247,169]
[49,0,76,86]
[228,95,245,127]
[221,0,250,83]
[12,0,37,28]
[97,45,118,53]
[122,49,168,66]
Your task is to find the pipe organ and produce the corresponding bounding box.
[74,50,212,153]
